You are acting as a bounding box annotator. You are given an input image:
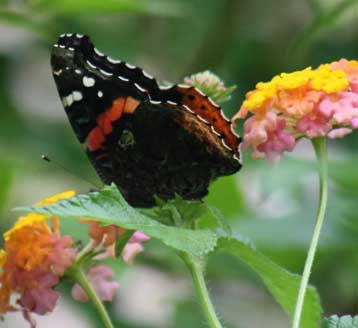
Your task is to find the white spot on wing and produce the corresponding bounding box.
[183,105,194,113]
[94,48,104,57]
[221,139,232,151]
[194,88,205,96]
[233,154,241,163]
[150,100,161,105]
[211,126,221,136]
[107,57,121,64]
[62,94,74,107]
[230,125,240,138]
[75,69,82,75]
[76,34,84,38]
[167,101,177,105]
[59,45,66,49]
[68,47,75,52]
[220,109,230,122]
[72,91,83,101]
[142,70,153,79]
[118,76,129,82]
[53,69,63,76]
[134,83,146,93]
[125,63,136,69]
[196,115,210,124]
[66,33,73,37]
[86,60,97,69]
[178,84,191,88]
[208,97,219,108]
[83,76,95,87]
[98,91,103,98]
[99,69,113,76]
[159,85,173,90]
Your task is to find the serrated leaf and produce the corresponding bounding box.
[322,315,358,328]
[217,237,322,328]
[17,184,217,256]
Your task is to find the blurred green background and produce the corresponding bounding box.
[0,0,357,327]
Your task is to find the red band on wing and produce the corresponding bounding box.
[87,97,141,151]
[176,86,240,156]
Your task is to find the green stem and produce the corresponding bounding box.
[292,137,328,328]
[71,266,115,328]
[181,253,224,328]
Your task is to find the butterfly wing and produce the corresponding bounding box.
[51,34,242,207]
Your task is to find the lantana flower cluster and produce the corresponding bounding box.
[0,192,149,326]
[234,59,358,161]
[0,192,77,318]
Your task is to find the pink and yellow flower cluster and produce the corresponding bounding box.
[234,59,358,161]
[0,191,150,326]
[0,192,77,316]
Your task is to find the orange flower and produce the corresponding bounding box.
[0,192,77,318]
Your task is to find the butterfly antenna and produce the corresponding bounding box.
[41,154,101,189]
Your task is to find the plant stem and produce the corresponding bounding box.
[71,266,115,328]
[292,137,328,328]
[181,253,224,328]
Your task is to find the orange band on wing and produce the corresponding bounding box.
[176,86,240,156]
[87,97,140,151]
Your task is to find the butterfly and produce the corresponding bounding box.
[51,33,242,207]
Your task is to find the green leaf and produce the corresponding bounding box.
[18,184,217,256]
[146,195,231,235]
[217,237,322,328]
[31,0,182,16]
[322,315,358,328]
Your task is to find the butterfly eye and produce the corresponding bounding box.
[118,130,135,149]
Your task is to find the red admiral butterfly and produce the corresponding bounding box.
[51,34,242,207]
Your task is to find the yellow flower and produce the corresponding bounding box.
[311,66,349,93]
[36,190,75,206]
[4,191,75,241]
[243,80,277,110]
[276,67,313,90]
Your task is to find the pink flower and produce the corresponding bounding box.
[0,215,77,318]
[278,89,322,116]
[19,273,60,315]
[328,128,352,139]
[352,118,358,128]
[122,243,144,264]
[242,111,295,160]
[331,58,358,92]
[242,111,277,153]
[72,266,119,302]
[235,59,358,160]
[48,235,77,276]
[296,113,332,138]
[319,92,358,127]
[257,120,296,162]
[129,231,150,243]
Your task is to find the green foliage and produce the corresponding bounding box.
[0,161,13,215]
[217,237,322,328]
[18,184,217,256]
[146,194,231,235]
[322,315,358,328]
[32,0,182,16]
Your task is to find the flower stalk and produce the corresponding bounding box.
[70,265,115,328]
[292,137,328,328]
[181,252,224,328]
